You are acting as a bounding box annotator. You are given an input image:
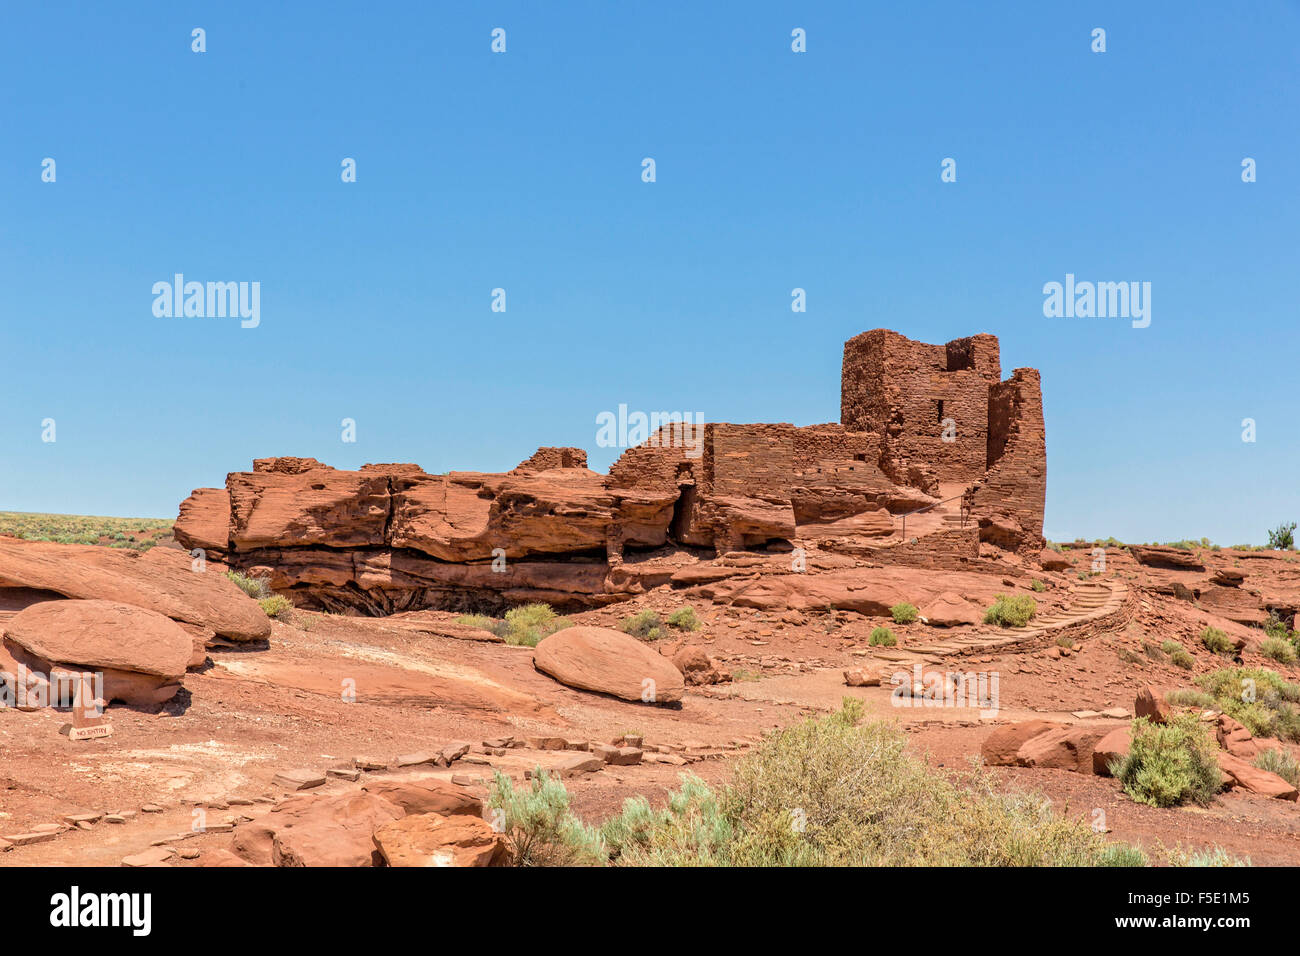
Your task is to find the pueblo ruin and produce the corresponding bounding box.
[173,329,1046,614]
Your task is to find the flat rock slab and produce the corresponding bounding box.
[271,769,327,791]
[5,599,192,680]
[532,626,684,704]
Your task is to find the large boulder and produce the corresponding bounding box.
[1129,545,1205,571]
[671,646,728,686]
[1091,726,1132,776]
[533,626,685,704]
[981,721,1104,773]
[1039,548,1072,572]
[0,537,269,642]
[3,600,192,707]
[1217,752,1299,801]
[919,591,982,627]
[270,792,405,867]
[372,813,508,867]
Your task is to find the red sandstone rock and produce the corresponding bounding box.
[0,537,269,642]
[1216,752,1299,800]
[372,812,508,867]
[980,721,1103,773]
[1091,727,1132,776]
[360,778,482,817]
[672,646,728,685]
[1134,687,1172,724]
[1129,546,1205,571]
[270,792,405,867]
[532,626,685,704]
[1216,715,1260,759]
[919,591,982,627]
[1212,568,1246,587]
[3,600,191,707]
[1039,548,1071,572]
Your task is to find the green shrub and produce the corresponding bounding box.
[1166,846,1252,867]
[259,595,293,619]
[1030,579,1047,593]
[455,613,500,632]
[1253,747,1300,787]
[1200,627,1234,655]
[1264,613,1292,641]
[1056,636,1074,649]
[601,775,733,866]
[1110,715,1222,808]
[720,699,1129,866]
[1267,522,1296,550]
[225,569,270,600]
[1098,843,1150,867]
[889,603,919,625]
[1261,636,1297,665]
[983,594,1037,628]
[620,609,664,641]
[869,627,897,647]
[666,607,701,631]
[486,769,606,866]
[1197,667,1300,741]
[501,603,573,647]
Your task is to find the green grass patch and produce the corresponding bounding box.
[620,609,665,641]
[1201,627,1234,655]
[889,602,918,624]
[1111,715,1221,808]
[869,627,897,647]
[666,607,701,631]
[259,595,294,620]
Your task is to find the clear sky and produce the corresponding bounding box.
[2,1,1297,546]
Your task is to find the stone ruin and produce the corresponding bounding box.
[173,329,1046,613]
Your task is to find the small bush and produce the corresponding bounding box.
[1253,747,1300,787]
[983,594,1036,628]
[869,627,897,647]
[500,603,573,647]
[1111,715,1221,808]
[1161,640,1195,670]
[1200,627,1234,655]
[666,607,701,631]
[1267,522,1297,550]
[1165,688,1214,709]
[259,594,293,620]
[620,609,665,641]
[1056,636,1074,649]
[1264,613,1292,641]
[602,774,732,866]
[1261,636,1298,665]
[455,613,500,632]
[1098,843,1150,867]
[486,769,607,866]
[889,603,919,624]
[225,569,271,600]
[1030,579,1047,593]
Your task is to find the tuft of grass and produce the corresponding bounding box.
[486,769,606,866]
[1161,639,1195,670]
[1253,747,1300,787]
[889,603,918,625]
[225,570,271,600]
[258,594,294,620]
[620,609,665,641]
[1030,579,1047,593]
[1165,688,1214,709]
[1055,636,1074,649]
[1261,636,1297,665]
[1111,715,1221,809]
[869,627,897,647]
[1200,627,1234,656]
[503,603,573,647]
[983,594,1037,628]
[455,613,499,632]
[1165,846,1252,867]
[666,607,701,631]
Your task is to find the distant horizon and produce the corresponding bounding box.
[3,2,1297,546]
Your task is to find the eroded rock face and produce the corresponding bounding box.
[1129,546,1205,571]
[532,626,685,703]
[372,812,509,867]
[173,331,1048,613]
[0,537,269,643]
[3,600,192,707]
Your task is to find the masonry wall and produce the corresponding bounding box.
[841,329,998,485]
[971,368,1046,548]
[704,423,796,497]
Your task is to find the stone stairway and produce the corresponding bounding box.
[905,579,1128,657]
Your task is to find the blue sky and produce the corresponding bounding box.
[1,1,1297,545]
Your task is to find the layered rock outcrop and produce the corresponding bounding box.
[175,330,1048,613]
